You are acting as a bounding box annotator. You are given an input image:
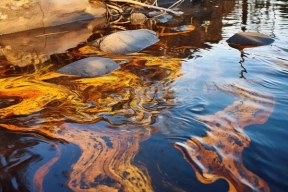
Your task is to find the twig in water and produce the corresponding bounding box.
[168,0,184,9]
[151,0,158,6]
[107,3,123,13]
[35,31,70,37]
[107,0,184,15]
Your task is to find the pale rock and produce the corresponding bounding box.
[95,29,160,54]
[0,0,106,34]
[56,57,120,77]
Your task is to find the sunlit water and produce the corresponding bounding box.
[0,0,287,191]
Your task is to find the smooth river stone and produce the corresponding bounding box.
[226,32,275,46]
[95,29,159,54]
[56,57,120,77]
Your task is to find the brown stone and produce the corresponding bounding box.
[0,0,106,35]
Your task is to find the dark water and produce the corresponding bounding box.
[0,0,288,192]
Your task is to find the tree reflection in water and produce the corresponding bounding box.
[0,130,53,192]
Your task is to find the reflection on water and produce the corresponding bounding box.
[1,0,288,191]
[0,131,41,192]
[174,84,275,192]
[0,51,182,191]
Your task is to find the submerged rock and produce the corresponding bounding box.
[56,57,120,77]
[94,29,159,54]
[129,13,147,25]
[226,32,274,46]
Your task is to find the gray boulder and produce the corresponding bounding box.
[56,57,120,77]
[94,29,159,54]
[226,32,274,46]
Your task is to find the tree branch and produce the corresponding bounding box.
[107,0,184,15]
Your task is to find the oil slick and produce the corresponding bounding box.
[0,56,181,191]
[0,55,275,191]
[0,123,153,192]
[0,1,280,190]
[0,47,276,192]
[174,84,275,192]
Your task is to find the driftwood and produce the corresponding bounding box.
[107,0,184,15]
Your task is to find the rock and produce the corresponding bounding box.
[154,14,173,23]
[226,32,275,46]
[129,13,147,25]
[0,18,107,66]
[171,25,195,31]
[94,29,159,54]
[56,57,120,77]
[0,0,106,35]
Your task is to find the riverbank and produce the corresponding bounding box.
[0,0,106,35]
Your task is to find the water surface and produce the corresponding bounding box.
[0,0,287,191]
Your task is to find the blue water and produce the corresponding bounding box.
[0,0,287,191]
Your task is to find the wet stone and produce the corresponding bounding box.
[227,32,275,46]
[94,29,159,54]
[56,57,120,77]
